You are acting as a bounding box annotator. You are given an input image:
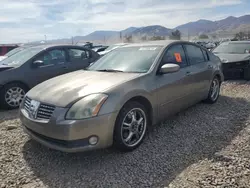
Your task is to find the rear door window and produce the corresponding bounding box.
[184,44,206,65]
[68,48,91,63]
[162,44,188,68]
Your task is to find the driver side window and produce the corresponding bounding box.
[162,45,188,68]
[34,49,66,67]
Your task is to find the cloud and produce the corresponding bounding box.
[0,0,248,43]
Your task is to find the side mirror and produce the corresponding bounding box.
[33,60,44,66]
[160,63,180,74]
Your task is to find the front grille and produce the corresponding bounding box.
[24,97,31,112]
[222,60,249,69]
[37,104,55,120]
[222,60,250,80]
[24,97,55,121]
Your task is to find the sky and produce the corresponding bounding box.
[0,0,250,43]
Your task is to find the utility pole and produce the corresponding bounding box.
[44,35,47,42]
[120,32,122,42]
[71,36,74,44]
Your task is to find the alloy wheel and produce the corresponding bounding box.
[121,108,147,147]
[5,87,25,107]
[210,78,220,101]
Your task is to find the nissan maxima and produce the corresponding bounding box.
[20,41,224,152]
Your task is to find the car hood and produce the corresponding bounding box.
[0,64,14,72]
[215,53,250,63]
[27,70,141,107]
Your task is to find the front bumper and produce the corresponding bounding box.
[222,60,250,80]
[20,108,118,152]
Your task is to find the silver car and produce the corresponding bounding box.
[19,41,224,153]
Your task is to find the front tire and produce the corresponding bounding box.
[0,83,27,110]
[204,76,221,104]
[113,101,148,152]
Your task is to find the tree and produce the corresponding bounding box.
[141,36,147,41]
[234,32,245,41]
[124,35,133,42]
[199,34,209,39]
[149,36,165,41]
[169,30,181,40]
[212,35,217,39]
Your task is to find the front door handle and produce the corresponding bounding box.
[186,71,191,76]
[208,65,213,69]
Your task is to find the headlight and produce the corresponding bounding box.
[66,93,108,120]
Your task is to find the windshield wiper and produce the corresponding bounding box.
[97,69,124,72]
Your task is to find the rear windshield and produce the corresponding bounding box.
[213,42,250,54]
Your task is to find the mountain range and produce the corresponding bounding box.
[33,14,250,44]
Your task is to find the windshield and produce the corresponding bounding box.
[0,47,43,66]
[88,46,162,73]
[5,47,24,57]
[213,42,250,54]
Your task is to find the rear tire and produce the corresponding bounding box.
[204,76,221,104]
[113,101,148,152]
[0,83,28,110]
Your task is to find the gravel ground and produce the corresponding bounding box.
[0,81,250,188]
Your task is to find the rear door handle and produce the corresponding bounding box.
[208,65,212,69]
[186,71,191,75]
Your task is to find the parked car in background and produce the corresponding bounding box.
[92,46,109,53]
[98,43,128,56]
[20,40,223,153]
[0,44,100,109]
[205,42,216,50]
[213,41,250,80]
[0,44,19,61]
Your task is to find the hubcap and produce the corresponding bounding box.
[5,87,25,107]
[121,108,147,147]
[210,79,220,101]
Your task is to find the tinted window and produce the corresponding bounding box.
[35,49,66,66]
[68,48,90,63]
[202,49,209,61]
[162,44,188,68]
[7,46,16,53]
[184,45,205,65]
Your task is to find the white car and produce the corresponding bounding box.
[205,42,216,49]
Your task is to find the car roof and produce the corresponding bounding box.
[121,40,194,48]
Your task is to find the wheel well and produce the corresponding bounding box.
[3,81,29,91]
[125,96,153,124]
[215,74,222,84]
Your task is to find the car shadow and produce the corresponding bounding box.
[22,95,250,188]
[0,109,19,123]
